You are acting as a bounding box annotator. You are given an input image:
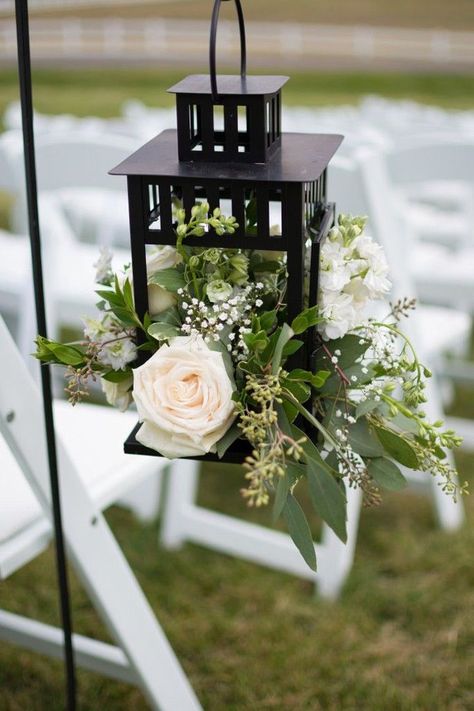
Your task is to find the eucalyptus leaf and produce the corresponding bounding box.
[216,424,241,459]
[282,495,317,571]
[347,418,384,457]
[367,457,407,491]
[355,398,380,419]
[148,268,186,293]
[148,322,180,341]
[102,369,133,383]
[374,426,420,469]
[306,457,347,543]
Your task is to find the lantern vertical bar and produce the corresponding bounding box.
[285,182,305,366]
[127,176,149,357]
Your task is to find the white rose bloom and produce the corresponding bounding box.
[146,245,181,274]
[318,291,357,340]
[119,247,181,318]
[101,375,133,412]
[133,336,236,459]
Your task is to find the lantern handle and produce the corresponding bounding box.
[209,0,247,103]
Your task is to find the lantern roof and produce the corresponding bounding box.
[110,130,343,183]
[167,74,289,97]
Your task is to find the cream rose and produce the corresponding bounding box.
[133,336,236,459]
[120,246,181,317]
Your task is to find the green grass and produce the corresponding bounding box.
[29,0,474,31]
[1,69,474,127]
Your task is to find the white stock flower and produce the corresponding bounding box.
[318,292,357,340]
[93,247,113,284]
[101,375,133,412]
[98,337,137,371]
[133,336,236,459]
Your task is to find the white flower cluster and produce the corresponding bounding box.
[83,314,137,371]
[318,215,391,340]
[178,283,265,361]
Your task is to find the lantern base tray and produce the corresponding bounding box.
[124,423,252,464]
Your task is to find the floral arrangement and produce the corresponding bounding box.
[35,204,466,570]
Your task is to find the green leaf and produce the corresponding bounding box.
[306,456,347,543]
[282,495,317,571]
[355,398,380,419]
[311,370,331,388]
[109,307,138,328]
[281,339,304,358]
[291,306,322,335]
[148,322,180,341]
[46,343,84,366]
[122,278,134,310]
[273,462,305,522]
[148,268,186,293]
[216,424,241,459]
[373,427,420,469]
[259,309,278,332]
[153,305,181,326]
[272,323,294,375]
[243,330,269,353]
[315,333,369,371]
[282,380,311,404]
[347,418,384,458]
[367,457,407,491]
[102,369,133,383]
[273,475,290,522]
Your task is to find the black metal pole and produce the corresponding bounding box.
[14,1,77,708]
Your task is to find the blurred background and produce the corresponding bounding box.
[0,1,473,709]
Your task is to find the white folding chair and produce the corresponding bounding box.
[1,130,137,249]
[0,315,201,710]
[384,137,474,252]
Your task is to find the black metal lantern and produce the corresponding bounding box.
[110,0,343,461]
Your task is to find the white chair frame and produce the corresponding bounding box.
[0,316,201,710]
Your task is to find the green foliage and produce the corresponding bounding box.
[148,267,186,292]
[147,322,180,341]
[373,426,420,469]
[367,457,407,491]
[282,494,317,571]
[291,305,322,335]
[35,337,85,367]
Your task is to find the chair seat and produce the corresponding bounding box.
[0,230,30,310]
[416,304,470,361]
[0,401,165,559]
[412,244,474,311]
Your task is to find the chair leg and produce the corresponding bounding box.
[317,486,363,599]
[68,512,202,710]
[161,459,201,550]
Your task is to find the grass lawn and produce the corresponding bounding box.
[29,0,474,31]
[1,69,474,125]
